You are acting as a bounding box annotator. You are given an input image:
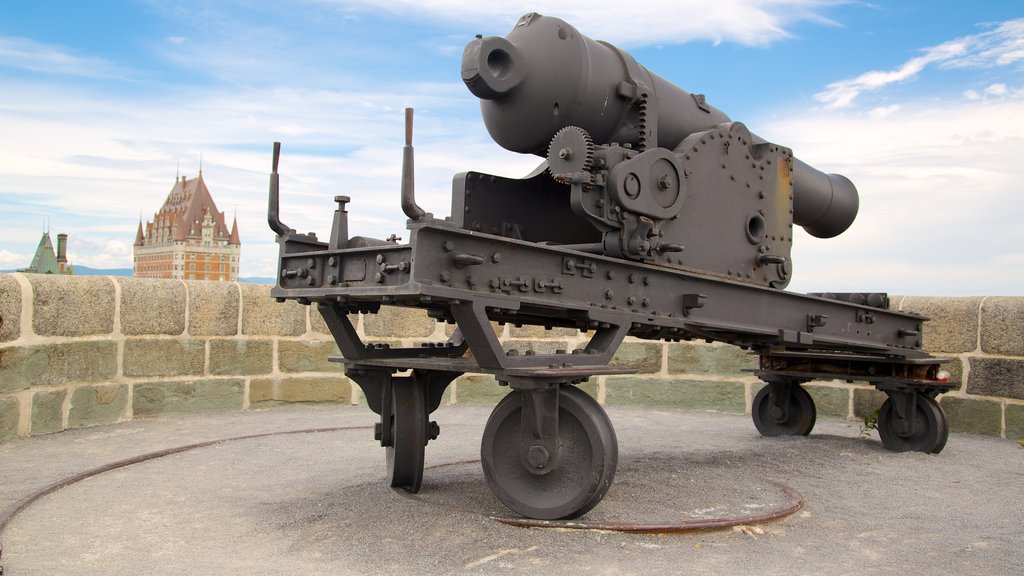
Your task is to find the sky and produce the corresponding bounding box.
[0,0,1021,295]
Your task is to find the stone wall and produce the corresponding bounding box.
[1,273,1021,441]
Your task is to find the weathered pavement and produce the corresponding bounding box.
[1,404,1021,575]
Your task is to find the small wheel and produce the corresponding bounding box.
[481,386,617,520]
[752,384,816,436]
[877,394,948,454]
[385,382,427,492]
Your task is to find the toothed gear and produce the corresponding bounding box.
[547,126,595,181]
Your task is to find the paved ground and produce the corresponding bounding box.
[1,404,1022,575]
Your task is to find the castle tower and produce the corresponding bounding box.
[133,172,240,281]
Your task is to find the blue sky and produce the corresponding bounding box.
[0,1,1021,295]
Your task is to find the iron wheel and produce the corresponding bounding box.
[752,383,817,436]
[481,386,617,520]
[877,394,948,454]
[385,381,427,492]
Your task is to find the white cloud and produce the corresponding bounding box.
[761,93,1024,295]
[816,18,1024,109]
[985,83,1008,96]
[316,0,844,47]
[868,104,900,119]
[0,249,27,270]
[0,35,133,79]
[0,74,531,278]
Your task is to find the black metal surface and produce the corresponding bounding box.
[877,394,949,454]
[481,387,617,519]
[385,380,428,492]
[751,382,817,437]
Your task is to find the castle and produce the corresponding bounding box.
[133,171,240,281]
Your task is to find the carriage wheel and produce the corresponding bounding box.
[481,386,617,520]
[877,394,948,454]
[752,383,817,436]
[385,381,427,492]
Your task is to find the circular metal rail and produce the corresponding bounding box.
[0,425,805,571]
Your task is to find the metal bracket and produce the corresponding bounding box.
[520,386,561,475]
[890,390,919,438]
[766,379,795,425]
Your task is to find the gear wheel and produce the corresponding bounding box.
[547,126,595,181]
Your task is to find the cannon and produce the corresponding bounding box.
[269,13,955,520]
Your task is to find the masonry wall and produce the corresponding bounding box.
[1,273,1022,442]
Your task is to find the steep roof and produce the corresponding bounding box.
[19,232,72,274]
[141,172,235,246]
[23,232,59,274]
[228,217,240,246]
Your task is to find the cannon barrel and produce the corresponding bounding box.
[462,13,858,238]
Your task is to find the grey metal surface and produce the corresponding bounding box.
[264,13,956,519]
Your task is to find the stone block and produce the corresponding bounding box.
[240,283,306,336]
[0,274,22,343]
[667,342,756,376]
[803,384,851,419]
[118,277,186,335]
[446,321,506,340]
[278,340,342,373]
[123,339,205,378]
[455,374,505,404]
[133,379,244,416]
[69,384,128,429]
[966,357,1024,400]
[852,387,888,419]
[309,307,359,337]
[250,378,274,404]
[501,340,569,355]
[188,281,240,336]
[605,377,745,412]
[1005,404,1024,441]
[29,275,114,337]
[363,306,436,338]
[939,396,1002,437]
[610,342,662,374]
[0,341,118,393]
[900,297,981,354]
[249,376,350,406]
[980,297,1024,356]
[31,389,66,435]
[508,324,580,339]
[208,339,273,376]
[1,396,20,441]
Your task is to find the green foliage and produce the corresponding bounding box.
[859,407,880,439]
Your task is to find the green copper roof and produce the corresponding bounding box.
[19,232,73,275]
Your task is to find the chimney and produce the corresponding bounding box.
[57,233,68,272]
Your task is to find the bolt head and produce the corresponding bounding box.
[526,445,550,469]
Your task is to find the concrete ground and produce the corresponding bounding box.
[0,404,1021,575]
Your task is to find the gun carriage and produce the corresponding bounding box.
[269,13,955,520]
